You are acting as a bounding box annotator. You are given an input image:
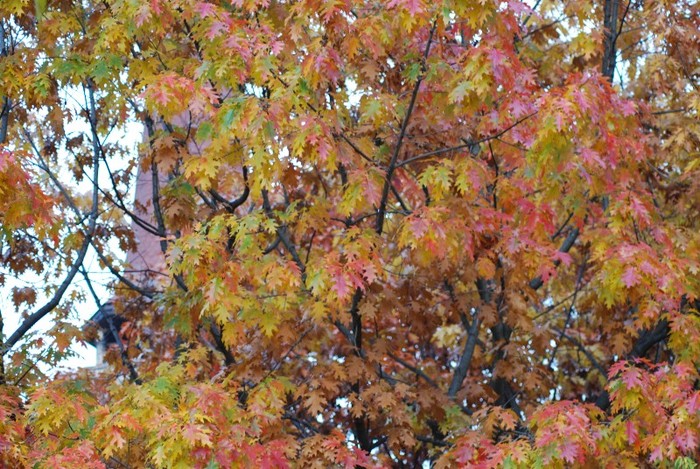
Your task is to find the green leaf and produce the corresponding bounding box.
[34,0,47,18]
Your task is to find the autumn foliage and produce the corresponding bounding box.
[1,0,700,467]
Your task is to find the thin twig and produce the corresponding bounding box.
[388,352,439,388]
[396,112,537,169]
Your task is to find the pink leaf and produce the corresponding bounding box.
[332,272,350,299]
[387,0,424,14]
[626,420,638,445]
[622,267,640,288]
[409,216,429,239]
[639,261,656,275]
[674,429,698,453]
[649,445,664,462]
[552,251,573,266]
[195,2,217,18]
[621,367,644,389]
[362,263,378,284]
[508,1,533,15]
[207,21,229,40]
[580,148,606,168]
[630,196,650,224]
[687,391,700,413]
[620,100,636,117]
[559,441,579,463]
[363,176,382,206]
[509,98,530,118]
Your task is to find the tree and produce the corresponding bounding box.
[0,0,699,466]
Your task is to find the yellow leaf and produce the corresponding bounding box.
[432,324,462,348]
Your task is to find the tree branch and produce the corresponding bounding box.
[3,117,101,356]
[79,264,141,384]
[529,227,579,290]
[553,329,608,379]
[0,20,10,144]
[261,189,307,283]
[594,319,670,410]
[448,311,481,398]
[388,352,439,389]
[602,0,620,80]
[143,115,188,292]
[396,111,537,169]
[375,22,436,234]
[209,166,249,213]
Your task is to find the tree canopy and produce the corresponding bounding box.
[1,0,700,467]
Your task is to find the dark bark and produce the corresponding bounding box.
[602,0,620,80]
